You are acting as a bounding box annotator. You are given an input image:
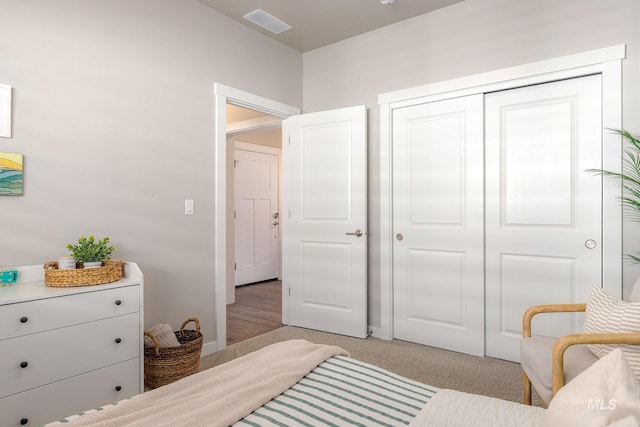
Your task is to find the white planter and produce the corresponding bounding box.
[58,256,76,270]
[82,261,103,269]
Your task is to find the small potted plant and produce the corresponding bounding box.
[66,235,117,268]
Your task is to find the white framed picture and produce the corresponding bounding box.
[0,84,12,138]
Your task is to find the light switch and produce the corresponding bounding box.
[185,199,194,215]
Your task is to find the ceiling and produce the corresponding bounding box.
[227,104,282,148]
[197,0,465,52]
[227,104,272,123]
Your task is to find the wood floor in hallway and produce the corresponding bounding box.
[226,280,283,346]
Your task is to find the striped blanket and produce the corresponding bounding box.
[235,356,437,426]
[48,341,436,426]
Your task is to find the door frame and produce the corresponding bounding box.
[378,44,625,340]
[213,83,299,352]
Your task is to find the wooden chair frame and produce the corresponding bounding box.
[521,303,640,405]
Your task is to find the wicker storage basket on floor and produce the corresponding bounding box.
[144,317,203,389]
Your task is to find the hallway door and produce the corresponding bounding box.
[234,147,280,286]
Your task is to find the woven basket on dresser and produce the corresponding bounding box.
[144,317,203,389]
[44,259,123,287]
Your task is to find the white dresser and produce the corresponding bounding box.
[0,262,144,427]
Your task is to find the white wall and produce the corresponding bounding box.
[302,0,640,328]
[0,0,302,348]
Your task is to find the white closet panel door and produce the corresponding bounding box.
[393,94,485,356]
[235,149,279,285]
[485,75,603,361]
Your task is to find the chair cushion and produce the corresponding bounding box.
[520,336,598,404]
[630,276,640,302]
[547,348,640,426]
[583,285,640,380]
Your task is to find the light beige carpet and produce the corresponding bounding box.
[200,325,544,407]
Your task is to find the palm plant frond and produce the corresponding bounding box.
[587,128,640,264]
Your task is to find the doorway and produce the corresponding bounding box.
[226,104,283,346]
[213,83,300,351]
[214,85,369,351]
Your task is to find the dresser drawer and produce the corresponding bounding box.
[0,358,140,427]
[1,313,139,398]
[0,285,139,340]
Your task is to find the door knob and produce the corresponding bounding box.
[585,239,597,249]
[396,233,404,241]
[272,221,279,226]
[345,229,364,237]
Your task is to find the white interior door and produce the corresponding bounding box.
[392,95,485,356]
[283,106,367,338]
[234,148,280,286]
[485,75,603,361]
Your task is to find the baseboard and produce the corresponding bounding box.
[368,326,387,340]
[203,329,387,355]
[201,339,218,357]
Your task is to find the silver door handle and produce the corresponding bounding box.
[345,229,364,237]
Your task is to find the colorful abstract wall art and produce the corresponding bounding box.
[0,152,23,196]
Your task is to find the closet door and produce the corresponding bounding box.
[484,75,603,362]
[393,95,485,356]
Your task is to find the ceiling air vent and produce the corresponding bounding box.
[243,9,292,35]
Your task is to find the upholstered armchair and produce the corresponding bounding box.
[520,283,640,405]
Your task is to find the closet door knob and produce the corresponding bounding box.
[115,338,122,344]
[115,385,122,392]
[20,361,28,368]
[20,316,28,323]
[115,300,122,306]
[20,418,28,425]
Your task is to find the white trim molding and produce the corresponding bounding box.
[378,44,625,341]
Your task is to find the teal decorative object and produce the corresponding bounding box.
[0,269,18,284]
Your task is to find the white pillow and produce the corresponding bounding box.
[144,323,181,347]
[547,349,640,426]
[584,285,640,380]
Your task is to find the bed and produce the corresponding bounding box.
[48,339,622,427]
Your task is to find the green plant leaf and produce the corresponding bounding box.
[66,235,117,262]
[586,128,640,263]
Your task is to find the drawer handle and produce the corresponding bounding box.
[115,338,122,344]
[115,300,122,306]
[20,418,28,425]
[20,316,28,324]
[115,385,122,392]
[20,361,28,369]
